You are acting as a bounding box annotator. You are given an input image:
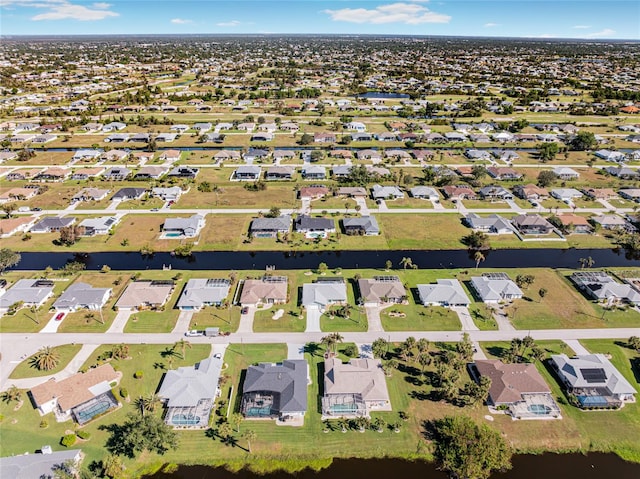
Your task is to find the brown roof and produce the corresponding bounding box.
[0,216,36,235]
[516,183,549,197]
[115,280,174,309]
[358,277,407,303]
[30,364,118,411]
[324,357,390,402]
[240,278,288,305]
[475,360,550,404]
[556,213,591,227]
[583,188,617,199]
[299,186,329,198]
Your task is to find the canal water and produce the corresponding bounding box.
[12,247,640,271]
[145,454,640,479]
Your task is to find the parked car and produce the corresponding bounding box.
[32,207,42,211]
[213,353,222,359]
[241,307,249,315]
[185,330,202,337]
[55,312,65,321]
[151,208,159,212]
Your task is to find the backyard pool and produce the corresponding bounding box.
[527,404,552,415]
[171,414,201,426]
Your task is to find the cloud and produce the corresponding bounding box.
[216,20,241,27]
[323,2,451,25]
[171,18,192,24]
[483,22,499,28]
[1,0,119,21]
[585,28,615,38]
[573,25,591,29]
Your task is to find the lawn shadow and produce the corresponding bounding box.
[630,357,640,386]
[486,345,507,359]
[316,360,325,414]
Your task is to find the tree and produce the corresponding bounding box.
[474,250,485,270]
[537,170,557,188]
[1,385,22,404]
[298,133,313,145]
[264,206,281,218]
[537,142,559,162]
[385,259,393,271]
[102,454,126,479]
[538,288,547,299]
[242,429,257,453]
[134,394,161,417]
[432,416,512,479]
[372,337,389,359]
[0,248,21,273]
[31,346,60,371]
[1,203,17,218]
[399,256,413,269]
[471,165,488,180]
[111,343,129,360]
[321,332,344,355]
[105,412,179,458]
[570,131,597,151]
[462,231,490,250]
[317,262,328,274]
[229,412,243,433]
[628,336,640,352]
[59,225,86,246]
[515,274,535,289]
[173,338,192,359]
[457,332,474,361]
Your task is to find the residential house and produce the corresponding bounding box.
[0,449,83,479]
[0,187,38,203]
[465,213,514,234]
[332,165,353,179]
[103,167,131,181]
[53,282,111,312]
[511,214,554,235]
[177,278,231,310]
[487,167,522,181]
[71,188,110,203]
[479,186,514,201]
[357,149,381,161]
[444,132,467,142]
[134,166,168,180]
[30,364,119,423]
[265,166,294,181]
[470,360,560,419]
[357,276,407,306]
[417,279,471,307]
[158,355,223,428]
[570,271,640,305]
[244,148,269,162]
[551,354,636,408]
[342,216,380,236]
[6,169,42,181]
[105,133,129,143]
[344,121,366,132]
[102,122,126,132]
[115,280,175,310]
[299,186,329,200]
[30,217,75,233]
[553,167,580,180]
[619,189,640,202]
[79,216,119,236]
[442,185,477,200]
[294,215,335,237]
[112,187,146,202]
[249,216,291,238]
[72,149,102,162]
[213,150,241,162]
[168,166,199,179]
[272,150,296,162]
[241,360,308,421]
[410,186,439,200]
[470,273,523,304]
[159,150,181,162]
[239,276,288,306]
[551,188,583,202]
[192,122,212,132]
[233,165,262,181]
[301,165,326,180]
[251,132,274,142]
[582,188,617,200]
[202,132,225,143]
[554,213,592,234]
[513,184,549,201]
[162,214,205,238]
[129,133,151,143]
[0,216,37,238]
[371,184,404,200]
[0,279,54,312]
[71,167,105,180]
[151,187,182,202]
[302,278,347,311]
[590,214,631,230]
[314,132,336,143]
[322,357,391,418]
[34,167,70,182]
[595,149,626,162]
[465,149,491,161]
[605,166,639,179]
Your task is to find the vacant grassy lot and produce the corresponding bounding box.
[253,305,306,333]
[190,305,242,333]
[380,302,461,331]
[195,214,249,251]
[180,184,297,209]
[380,213,468,249]
[8,344,82,379]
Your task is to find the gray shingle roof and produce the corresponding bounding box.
[158,356,223,407]
[342,216,380,235]
[0,279,54,309]
[551,354,636,396]
[250,216,291,232]
[53,282,111,310]
[177,278,231,308]
[302,280,347,308]
[417,279,470,306]
[242,360,308,414]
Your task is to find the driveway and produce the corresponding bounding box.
[107,310,134,333]
[364,306,383,332]
[40,312,65,333]
[492,308,516,331]
[305,306,322,333]
[172,310,194,334]
[287,343,306,359]
[506,199,525,213]
[563,339,589,355]
[237,306,255,333]
[451,306,479,331]
[355,196,370,215]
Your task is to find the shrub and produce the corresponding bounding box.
[134,370,144,379]
[343,344,359,358]
[119,387,128,398]
[39,419,48,428]
[61,434,76,447]
[77,430,91,440]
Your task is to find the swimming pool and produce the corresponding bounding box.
[527,404,551,415]
[171,414,201,426]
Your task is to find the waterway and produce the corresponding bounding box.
[12,247,640,271]
[145,453,640,479]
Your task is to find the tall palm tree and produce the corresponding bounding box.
[474,250,485,270]
[1,385,22,404]
[173,338,192,359]
[321,332,344,355]
[229,412,243,433]
[399,257,413,270]
[242,429,257,453]
[135,393,161,417]
[30,346,60,371]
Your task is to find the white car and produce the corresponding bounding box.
[185,330,202,337]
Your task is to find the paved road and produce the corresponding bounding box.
[3,327,640,391]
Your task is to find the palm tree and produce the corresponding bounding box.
[474,250,485,270]
[372,417,386,433]
[416,338,430,354]
[321,332,344,355]
[399,257,413,270]
[29,306,39,325]
[30,346,60,371]
[229,412,243,433]
[111,343,129,360]
[173,338,192,359]
[338,417,349,433]
[242,429,257,453]
[1,385,22,404]
[135,393,161,417]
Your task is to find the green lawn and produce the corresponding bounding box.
[320,281,368,332]
[190,305,242,333]
[8,344,82,379]
[379,213,468,250]
[253,306,306,332]
[468,304,499,330]
[380,303,461,331]
[124,308,180,333]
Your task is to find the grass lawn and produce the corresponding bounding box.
[189,305,242,333]
[8,344,82,379]
[320,281,368,332]
[124,308,180,333]
[379,213,468,250]
[380,303,461,331]
[195,215,249,251]
[253,306,306,332]
[468,303,498,330]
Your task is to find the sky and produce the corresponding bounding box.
[0,0,638,39]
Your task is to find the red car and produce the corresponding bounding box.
[55,313,65,321]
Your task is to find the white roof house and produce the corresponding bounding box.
[551,188,583,201]
[53,282,111,312]
[0,279,54,311]
[571,271,640,305]
[302,279,347,311]
[79,216,119,235]
[417,279,471,307]
[371,184,404,200]
[470,273,523,304]
[177,278,231,310]
[162,214,205,238]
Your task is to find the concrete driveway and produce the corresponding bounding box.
[451,306,479,331]
[237,306,256,333]
[172,310,194,334]
[365,306,383,332]
[107,310,134,333]
[305,307,322,333]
